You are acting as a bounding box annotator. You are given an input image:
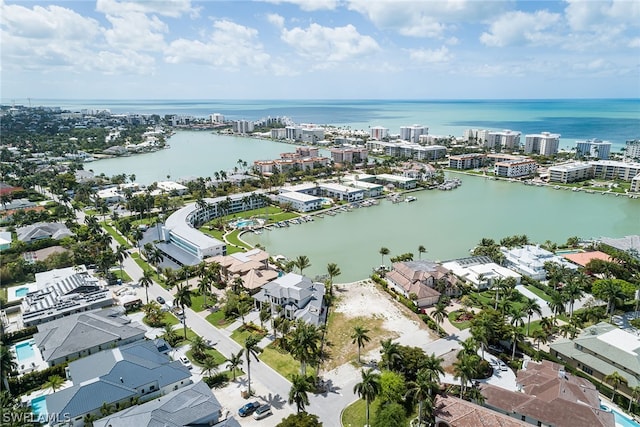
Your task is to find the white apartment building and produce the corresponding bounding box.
[548,162,594,183]
[631,174,640,193]
[330,147,368,164]
[525,132,561,156]
[370,126,389,140]
[487,130,521,150]
[319,183,365,202]
[576,139,612,160]
[494,159,538,178]
[156,181,188,195]
[233,120,254,134]
[276,191,322,212]
[270,128,286,139]
[589,160,640,181]
[625,139,640,161]
[400,125,428,143]
[285,125,303,141]
[301,127,325,144]
[209,113,224,123]
[365,140,446,161]
[449,153,487,170]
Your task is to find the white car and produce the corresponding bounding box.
[179,356,192,369]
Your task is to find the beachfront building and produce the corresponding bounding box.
[434,394,528,427]
[400,125,428,143]
[442,256,521,291]
[20,266,113,327]
[524,132,561,156]
[276,191,322,212]
[94,381,237,427]
[501,245,577,280]
[550,322,640,403]
[625,139,640,162]
[46,341,192,427]
[589,160,640,181]
[16,222,73,243]
[486,130,522,150]
[448,153,487,170]
[270,128,286,139]
[385,260,461,308]
[481,360,614,427]
[254,147,330,175]
[365,140,447,161]
[576,139,612,160]
[33,308,146,367]
[330,147,368,164]
[232,120,254,134]
[319,183,365,202]
[301,126,325,144]
[494,159,538,178]
[207,249,278,291]
[548,162,594,183]
[632,174,640,192]
[375,173,418,189]
[209,113,224,123]
[370,126,389,140]
[253,273,326,326]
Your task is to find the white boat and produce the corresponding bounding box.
[405,196,417,202]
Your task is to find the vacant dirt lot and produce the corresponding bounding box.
[323,280,437,371]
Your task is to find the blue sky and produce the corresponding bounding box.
[1,0,639,100]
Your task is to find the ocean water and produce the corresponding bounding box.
[18,98,640,151]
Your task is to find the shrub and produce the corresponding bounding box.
[203,373,228,389]
[2,327,38,345]
[9,364,67,396]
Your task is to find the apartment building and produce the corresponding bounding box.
[575,139,612,160]
[370,126,389,140]
[494,159,537,178]
[330,147,368,164]
[448,153,487,170]
[524,132,561,156]
[400,124,428,143]
[589,160,640,181]
[625,139,640,161]
[548,162,594,183]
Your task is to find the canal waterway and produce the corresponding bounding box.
[243,175,640,282]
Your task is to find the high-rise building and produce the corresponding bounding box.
[525,132,560,156]
[625,139,640,161]
[400,125,428,143]
[370,126,389,140]
[575,139,611,160]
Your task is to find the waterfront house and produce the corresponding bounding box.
[207,248,278,291]
[500,245,577,280]
[33,308,146,367]
[46,340,192,427]
[16,222,74,243]
[434,394,528,427]
[481,360,614,427]
[562,251,612,268]
[253,273,326,326]
[94,381,240,427]
[550,322,640,400]
[442,256,521,290]
[385,260,461,308]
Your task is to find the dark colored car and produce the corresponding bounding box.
[238,401,261,417]
[156,296,165,304]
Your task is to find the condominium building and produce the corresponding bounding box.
[370,126,389,141]
[632,174,640,192]
[524,132,561,156]
[232,120,254,134]
[319,182,365,202]
[400,125,428,143]
[575,138,612,160]
[209,113,224,123]
[589,160,640,181]
[365,140,446,161]
[285,125,303,141]
[276,191,322,212]
[301,126,325,144]
[548,162,594,183]
[448,153,487,170]
[486,129,521,150]
[625,139,640,161]
[375,174,418,189]
[330,147,368,164]
[494,159,537,178]
[254,147,330,175]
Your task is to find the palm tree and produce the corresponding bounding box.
[288,374,314,413]
[202,357,219,377]
[174,283,193,339]
[563,279,584,318]
[190,335,207,360]
[326,262,341,295]
[138,269,154,304]
[418,245,427,260]
[163,324,178,347]
[114,245,128,278]
[100,402,114,416]
[531,329,548,351]
[1,345,17,392]
[226,350,243,381]
[83,413,98,427]
[353,369,381,427]
[379,247,390,267]
[380,339,402,371]
[548,290,567,322]
[431,302,448,331]
[351,325,371,363]
[523,297,542,336]
[146,247,164,272]
[44,374,65,392]
[198,273,212,309]
[509,325,525,359]
[244,335,261,396]
[453,353,478,398]
[288,321,323,375]
[604,371,627,402]
[421,353,445,388]
[406,369,435,426]
[294,255,311,275]
[628,386,640,412]
[237,300,252,326]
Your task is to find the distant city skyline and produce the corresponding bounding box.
[1,0,639,100]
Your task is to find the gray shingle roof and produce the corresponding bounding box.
[16,222,73,242]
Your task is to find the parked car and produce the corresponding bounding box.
[156,296,165,304]
[238,401,261,417]
[253,404,272,420]
[179,356,192,369]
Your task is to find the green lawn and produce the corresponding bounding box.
[190,293,217,312]
[186,347,227,367]
[101,222,130,248]
[206,310,237,329]
[130,253,165,286]
[227,230,252,250]
[260,345,300,381]
[266,212,299,222]
[524,285,552,302]
[342,398,402,427]
[111,269,132,283]
[230,325,267,345]
[173,327,198,347]
[448,310,473,330]
[200,227,225,240]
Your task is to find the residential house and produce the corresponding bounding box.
[33,308,146,367]
[501,245,577,281]
[16,222,74,243]
[0,231,11,251]
[253,273,326,326]
[442,256,521,291]
[207,248,278,291]
[385,260,461,309]
[434,394,528,427]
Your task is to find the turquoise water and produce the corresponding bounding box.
[31,396,47,420]
[236,219,258,228]
[602,405,640,427]
[15,287,28,297]
[15,341,35,361]
[555,249,583,255]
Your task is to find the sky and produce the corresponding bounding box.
[1,0,639,100]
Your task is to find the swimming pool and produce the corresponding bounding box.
[555,249,583,255]
[31,396,47,420]
[14,341,35,362]
[235,219,256,228]
[601,404,640,427]
[15,287,29,297]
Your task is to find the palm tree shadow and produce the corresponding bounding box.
[317,378,341,396]
[260,392,286,409]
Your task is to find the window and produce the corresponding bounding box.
[582,366,593,375]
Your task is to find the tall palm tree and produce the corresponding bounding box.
[288,374,314,413]
[548,290,567,322]
[288,321,324,375]
[202,357,219,378]
[379,247,390,267]
[146,247,164,273]
[418,245,427,260]
[453,353,478,398]
[83,413,97,427]
[294,255,311,275]
[174,283,193,339]
[198,273,212,309]
[226,350,243,381]
[138,269,154,304]
[114,245,128,278]
[431,302,448,331]
[190,335,208,360]
[244,335,261,396]
[604,371,627,402]
[421,353,445,389]
[406,369,435,426]
[509,325,525,359]
[531,329,548,351]
[563,279,584,318]
[326,262,341,295]
[380,339,402,371]
[628,386,640,412]
[351,326,371,363]
[523,297,542,336]
[1,346,17,392]
[353,369,381,427]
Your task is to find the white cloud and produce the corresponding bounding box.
[629,38,640,48]
[267,13,285,28]
[263,0,338,12]
[480,10,562,47]
[96,0,196,18]
[164,20,271,70]
[104,12,168,51]
[280,23,379,62]
[408,46,452,64]
[564,0,640,32]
